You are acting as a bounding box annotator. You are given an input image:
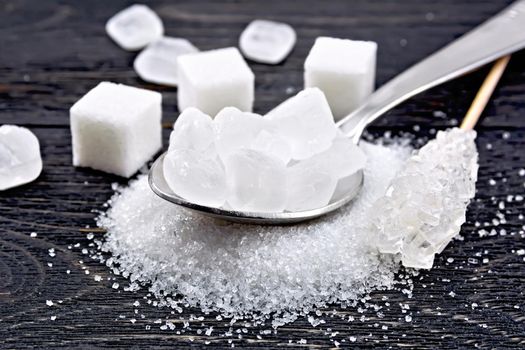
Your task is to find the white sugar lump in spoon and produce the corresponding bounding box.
[239,20,296,64]
[368,128,478,269]
[163,149,227,208]
[0,125,42,191]
[169,107,215,153]
[286,137,366,211]
[134,37,198,86]
[225,149,287,212]
[213,107,271,162]
[266,88,337,160]
[106,4,164,51]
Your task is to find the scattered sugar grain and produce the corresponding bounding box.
[30,232,37,238]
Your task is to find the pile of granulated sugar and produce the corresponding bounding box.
[97,141,412,327]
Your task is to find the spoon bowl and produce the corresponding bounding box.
[149,152,363,224]
[149,0,525,224]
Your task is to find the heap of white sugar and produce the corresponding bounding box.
[97,140,411,326]
[369,128,478,269]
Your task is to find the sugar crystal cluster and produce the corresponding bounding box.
[0,125,42,190]
[164,88,367,212]
[368,128,479,269]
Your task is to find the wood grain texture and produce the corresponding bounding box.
[1,0,524,348]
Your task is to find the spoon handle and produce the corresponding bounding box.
[337,0,525,142]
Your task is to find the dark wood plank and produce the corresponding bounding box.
[1,0,524,348]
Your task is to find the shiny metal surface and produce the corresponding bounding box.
[149,0,525,224]
[149,153,363,224]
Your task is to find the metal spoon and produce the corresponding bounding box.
[150,0,525,225]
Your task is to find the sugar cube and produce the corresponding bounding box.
[0,125,42,191]
[163,149,227,208]
[304,37,377,120]
[239,20,296,64]
[106,4,164,51]
[134,37,198,86]
[177,47,255,116]
[70,82,162,178]
[265,88,337,160]
[225,149,287,212]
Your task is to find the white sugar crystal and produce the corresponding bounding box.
[106,4,163,51]
[97,141,410,326]
[250,129,292,164]
[308,137,367,179]
[0,125,42,191]
[70,82,162,178]
[169,108,215,153]
[214,107,271,162]
[286,160,337,211]
[304,37,377,120]
[369,128,478,269]
[225,149,287,212]
[266,88,337,160]
[163,149,227,208]
[239,20,296,64]
[177,47,255,116]
[134,37,198,86]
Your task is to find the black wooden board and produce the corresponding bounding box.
[1,0,524,348]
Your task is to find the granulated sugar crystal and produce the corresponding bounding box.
[97,141,411,326]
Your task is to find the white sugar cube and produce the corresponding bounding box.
[169,107,215,153]
[265,88,337,160]
[239,20,296,64]
[177,47,255,116]
[286,160,337,212]
[106,4,164,51]
[163,149,227,208]
[213,107,271,162]
[0,125,42,191]
[304,37,377,120]
[70,82,162,178]
[134,37,198,86]
[225,149,287,212]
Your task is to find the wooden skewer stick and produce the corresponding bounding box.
[460,55,511,130]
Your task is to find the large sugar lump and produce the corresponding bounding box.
[106,4,164,51]
[214,107,272,162]
[134,37,198,86]
[0,125,42,191]
[239,20,296,64]
[286,137,366,211]
[368,128,478,269]
[266,88,337,160]
[304,37,377,120]
[169,108,215,153]
[177,47,255,116]
[225,149,287,212]
[163,149,227,208]
[286,160,337,211]
[70,82,162,178]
